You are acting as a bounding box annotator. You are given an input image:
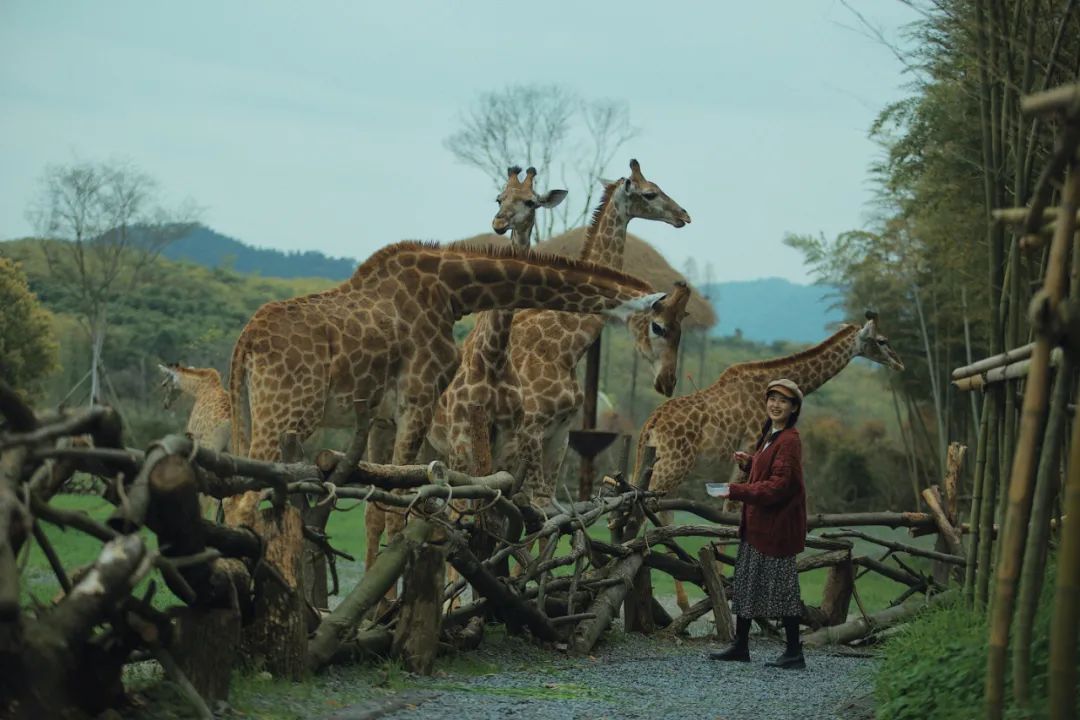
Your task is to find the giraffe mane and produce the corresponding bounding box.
[716,324,859,377]
[580,180,620,260]
[172,365,223,382]
[348,239,654,293]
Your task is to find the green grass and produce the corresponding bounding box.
[875,564,1078,720]
[19,494,184,609]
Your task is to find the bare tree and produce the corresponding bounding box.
[28,159,199,406]
[557,98,639,234]
[444,85,637,239]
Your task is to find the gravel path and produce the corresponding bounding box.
[325,632,878,720]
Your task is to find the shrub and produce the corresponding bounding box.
[875,565,1077,719]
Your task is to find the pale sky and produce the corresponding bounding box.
[0,1,919,284]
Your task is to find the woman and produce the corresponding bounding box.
[709,378,807,669]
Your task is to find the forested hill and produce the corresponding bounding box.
[162,225,358,280]
[162,226,844,344]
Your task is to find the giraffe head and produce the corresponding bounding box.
[492,165,567,245]
[603,159,692,228]
[854,311,905,371]
[157,362,223,408]
[628,281,692,396]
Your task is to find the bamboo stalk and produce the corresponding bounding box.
[965,406,991,606]
[986,149,1080,720]
[1019,82,1080,116]
[952,347,1063,390]
[1049,375,1080,718]
[1013,354,1073,705]
[977,386,1001,607]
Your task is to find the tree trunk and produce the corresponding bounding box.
[242,507,307,680]
[802,591,955,647]
[392,543,445,675]
[570,553,643,654]
[170,607,241,705]
[820,559,855,626]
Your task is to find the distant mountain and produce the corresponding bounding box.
[702,278,844,344]
[162,225,358,280]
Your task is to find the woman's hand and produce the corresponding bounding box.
[732,451,751,466]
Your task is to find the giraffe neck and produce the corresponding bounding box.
[179,373,223,401]
[709,325,861,397]
[580,183,631,270]
[436,250,653,317]
[466,221,535,374]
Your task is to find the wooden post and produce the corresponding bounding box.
[922,486,964,558]
[391,542,445,675]
[169,608,241,704]
[697,545,734,642]
[820,559,855,626]
[622,446,655,633]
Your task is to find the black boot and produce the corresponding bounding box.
[709,616,750,662]
[765,616,805,669]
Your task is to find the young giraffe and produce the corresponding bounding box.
[490,159,693,508]
[226,240,668,526]
[633,311,906,611]
[158,362,231,451]
[158,362,231,516]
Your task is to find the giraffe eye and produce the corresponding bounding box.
[651,321,667,338]
[524,199,538,209]
[642,192,658,201]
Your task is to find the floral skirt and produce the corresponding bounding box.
[730,541,803,619]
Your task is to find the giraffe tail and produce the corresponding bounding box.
[228,335,251,457]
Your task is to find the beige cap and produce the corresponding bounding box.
[765,378,803,404]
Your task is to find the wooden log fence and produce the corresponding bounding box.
[0,384,991,718]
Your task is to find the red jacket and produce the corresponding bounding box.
[727,427,806,558]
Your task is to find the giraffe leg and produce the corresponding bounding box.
[538,419,572,503]
[648,451,697,613]
[364,501,386,577]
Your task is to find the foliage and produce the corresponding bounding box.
[785,0,1080,488]
[0,256,58,399]
[875,564,1077,719]
[162,224,358,280]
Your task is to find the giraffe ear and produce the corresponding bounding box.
[537,189,568,208]
[598,177,616,188]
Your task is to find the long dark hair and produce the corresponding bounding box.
[753,394,801,450]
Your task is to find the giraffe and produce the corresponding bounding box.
[432,165,566,477]
[490,158,693,508]
[633,311,906,610]
[225,240,668,527]
[158,362,231,516]
[158,362,231,452]
[364,165,565,576]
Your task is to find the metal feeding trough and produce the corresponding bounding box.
[567,429,619,460]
